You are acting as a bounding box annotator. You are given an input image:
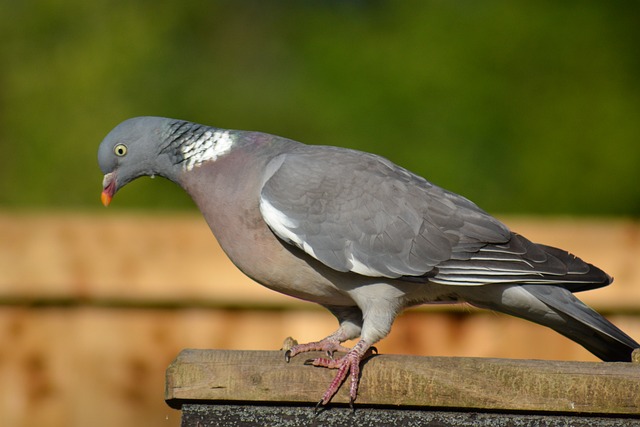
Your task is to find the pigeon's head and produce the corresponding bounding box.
[98,116,174,206]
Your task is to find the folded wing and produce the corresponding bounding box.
[259,145,510,279]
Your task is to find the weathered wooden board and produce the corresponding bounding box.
[166,349,640,415]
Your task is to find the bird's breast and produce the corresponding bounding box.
[180,153,355,306]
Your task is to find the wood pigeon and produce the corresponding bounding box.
[98,117,638,406]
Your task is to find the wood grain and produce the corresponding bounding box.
[166,349,640,415]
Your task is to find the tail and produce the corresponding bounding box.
[447,233,638,361]
[520,284,637,361]
[466,283,638,362]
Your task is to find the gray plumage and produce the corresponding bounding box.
[260,146,510,277]
[98,116,638,404]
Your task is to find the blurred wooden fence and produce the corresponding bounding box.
[1,212,640,427]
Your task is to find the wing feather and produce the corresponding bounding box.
[259,145,510,278]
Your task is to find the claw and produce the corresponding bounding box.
[314,399,324,413]
[288,339,374,407]
[284,350,292,363]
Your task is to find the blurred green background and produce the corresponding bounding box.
[1,0,639,215]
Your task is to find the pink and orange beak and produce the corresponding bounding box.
[101,172,117,207]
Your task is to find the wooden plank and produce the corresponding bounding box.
[166,349,640,415]
[2,212,640,310]
[0,212,285,306]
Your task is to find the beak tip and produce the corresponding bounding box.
[101,191,112,207]
[101,172,116,207]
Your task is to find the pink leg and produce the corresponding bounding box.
[284,339,350,362]
[284,328,354,362]
[283,306,377,406]
[304,339,376,406]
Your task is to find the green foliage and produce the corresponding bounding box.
[1,1,639,214]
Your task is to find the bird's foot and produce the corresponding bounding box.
[284,338,350,362]
[304,340,376,406]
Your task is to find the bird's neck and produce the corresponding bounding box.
[159,120,236,175]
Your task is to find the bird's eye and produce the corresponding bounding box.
[114,144,128,157]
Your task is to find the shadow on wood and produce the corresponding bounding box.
[166,348,640,426]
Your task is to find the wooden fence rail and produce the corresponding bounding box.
[2,212,640,309]
[166,349,640,426]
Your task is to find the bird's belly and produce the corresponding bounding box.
[210,217,356,306]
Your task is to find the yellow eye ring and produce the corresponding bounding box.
[114,144,128,157]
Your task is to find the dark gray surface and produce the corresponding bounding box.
[180,403,640,427]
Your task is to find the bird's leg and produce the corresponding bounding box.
[284,304,385,405]
[284,329,353,362]
[302,293,398,406]
[304,339,376,406]
[285,306,363,361]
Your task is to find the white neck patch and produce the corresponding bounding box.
[180,130,235,171]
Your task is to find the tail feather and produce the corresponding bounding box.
[436,231,637,361]
[522,285,638,362]
[465,284,638,362]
